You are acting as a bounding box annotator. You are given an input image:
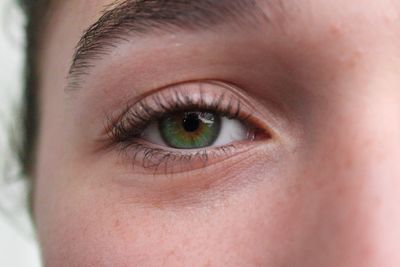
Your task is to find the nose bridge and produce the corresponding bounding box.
[307,90,400,265]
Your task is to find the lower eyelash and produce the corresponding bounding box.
[116,140,238,174]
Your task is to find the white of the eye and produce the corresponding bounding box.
[141,117,248,148]
[212,117,248,146]
[141,121,166,146]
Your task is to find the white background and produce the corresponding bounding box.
[0,0,41,266]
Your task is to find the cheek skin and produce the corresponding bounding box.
[34,155,303,266]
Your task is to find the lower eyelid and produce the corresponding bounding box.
[116,138,264,175]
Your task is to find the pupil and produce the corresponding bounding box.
[182,113,201,132]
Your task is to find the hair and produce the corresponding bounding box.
[18,0,51,177]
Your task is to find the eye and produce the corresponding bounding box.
[105,81,270,173]
[141,110,250,149]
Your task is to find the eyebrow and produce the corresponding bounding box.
[67,0,272,89]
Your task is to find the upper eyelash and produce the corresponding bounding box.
[105,86,248,144]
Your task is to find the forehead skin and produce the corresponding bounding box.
[34,0,400,266]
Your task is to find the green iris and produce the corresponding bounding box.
[159,111,221,149]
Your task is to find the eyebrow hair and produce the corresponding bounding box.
[67,0,272,89]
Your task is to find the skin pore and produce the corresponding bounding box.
[33,0,400,266]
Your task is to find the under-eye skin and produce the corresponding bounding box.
[103,81,271,174]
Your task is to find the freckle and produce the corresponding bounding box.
[167,250,176,257]
[151,200,163,209]
[344,156,353,169]
[347,49,363,69]
[202,183,211,191]
[114,219,120,228]
[203,260,212,267]
[329,24,343,37]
